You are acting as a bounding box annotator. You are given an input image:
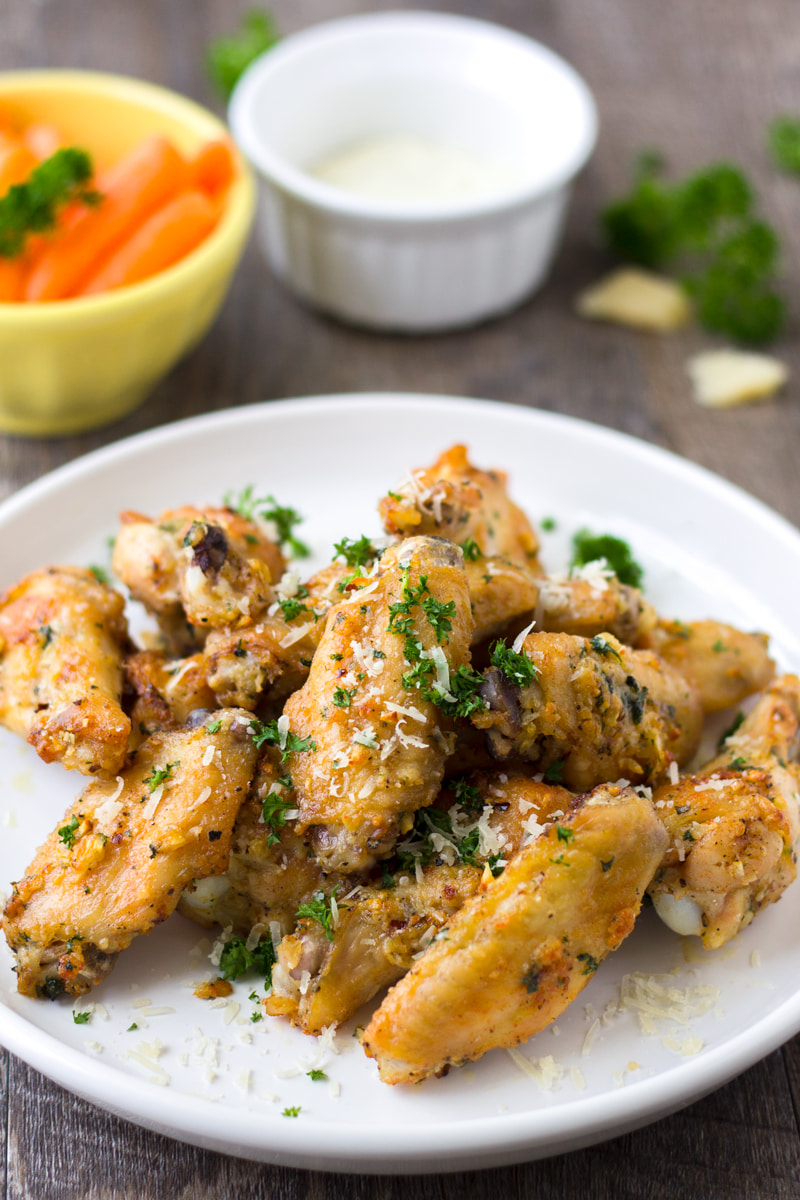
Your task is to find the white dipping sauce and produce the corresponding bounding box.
[310,134,520,204]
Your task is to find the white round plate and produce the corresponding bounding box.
[1,394,799,1174]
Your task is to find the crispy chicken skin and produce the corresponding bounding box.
[284,537,474,874]
[362,784,668,1084]
[112,506,284,650]
[3,708,258,998]
[649,675,800,947]
[535,573,657,645]
[265,768,573,1033]
[125,649,216,744]
[0,567,131,777]
[640,619,775,713]
[378,445,541,568]
[474,631,703,790]
[179,750,340,934]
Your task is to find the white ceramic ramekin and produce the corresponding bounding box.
[229,11,597,332]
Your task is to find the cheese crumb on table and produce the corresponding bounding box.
[576,268,692,332]
[687,348,789,408]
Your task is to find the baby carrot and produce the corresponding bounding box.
[0,134,38,195]
[24,134,190,301]
[78,189,217,295]
[190,139,236,197]
[0,256,25,302]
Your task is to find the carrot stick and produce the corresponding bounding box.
[0,256,25,302]
[190,139,236,197]
[24,135,190,301]
[0,134,38,195]
[22,122,62,160]
[78,189,217,295]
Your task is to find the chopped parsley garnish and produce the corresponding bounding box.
[207,9,280,100]
[333,534,378,567]
[433,664,487,719]
[712,639,726,653]
[544,760,565,783]
[127,1023,138,1032]
[39,623,54,648]
[451,776,483,813]
[421,595,456,644]
[487,853,506,878]
[277,593,310,622]
[460,538,482,562]
[206,719,222,733]
[387,567,429,635]
[296,888,340,942]
[396,807,483,872]
[282,1106,301,1118]
[58,814,82,849]
[224,484,309,557]
[601,857,615,872]
[250,1011,262,1023]
[602,154,784,344]
[590,634,624,663]
[89,564,111,585]
[555,824,574,844]
[489,640,537,688]
[521,966,540,993]
[0,147,101,259]
[72,1010,91,1025]
[248,718,316,761]
[332,686,355,710]
[577,952,599,975]
[540,516,557,532]
[219,934,276,982]
[261,780,294,845]
[307,1068,327,1081]
[571,529,644,589]
[730,756,748,770]
[144,761,179,792]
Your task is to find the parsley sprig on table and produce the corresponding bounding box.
[207,9,279,99]
[602,155,784,344]
[0,147,101,259]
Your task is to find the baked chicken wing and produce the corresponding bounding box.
[640,619,775,713]
[284,536,474,873]
[2,708,258,998]
[648,674,800,947]
[474,631,703,790]
[0,567,131,777]
[361,783,667,1084]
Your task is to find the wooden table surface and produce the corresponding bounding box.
[3,0,800,1195]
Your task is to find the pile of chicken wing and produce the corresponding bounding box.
[0,445,796,1086]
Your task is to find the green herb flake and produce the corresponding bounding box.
[421,594,456,644]
[0,148,102,259]
[248,718,316,761]
[540,516,557,532]
[460,538,482,562]
[282,1106,301,1118]
[571,529,644,589]
[224,485,309,558]
[718,711,745,748]
[556,824,574,844]
[333,535,378,567]
[219,934,277,982]
[207,9,280,100]
[72,1010,91,1025]
[58,814,82,849]
[489,640,537,688]
[577,952,599,975]
[332,686,356,710]
[306,1068,327,1081]
[544,760,565,784]
[144,761,179,793]
[89,564,111,585]
[600,857,615,872]
[769,116,800,175]
[206,719,222,734]
[590,634,624,663]
[296,888,340,942]
[521,966,540,994]
[127,1022,139,1032]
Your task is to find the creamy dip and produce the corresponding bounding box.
[310,134,520,204]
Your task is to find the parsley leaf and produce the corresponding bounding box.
[571,529,644,589]
[219,934,276,982]
[296,888,340,942]
[57,814,82,849]
[72,1010,91,1025]
[489,640,537,688]
[332,686,355,710]
[421,595,456,644]
[224,485,309,558]
[0,148,101,259]
[143,761,179,793]
[333,535,378,568]
[207,9,279,100]
[248,718,316,761]
[460,538,482,562]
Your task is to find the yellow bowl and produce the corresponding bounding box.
[0,71,255,437]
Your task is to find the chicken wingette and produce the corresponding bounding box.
[361,783,668,1084]
[648,674,800,948]
[474,631,703,790]
[0,566,131,777]
[2,708,258,998]
[264,769,573,1033]
[283,536,475,873]
[378,444,541,568]
[112,505,284,651]
[640,618,775,713]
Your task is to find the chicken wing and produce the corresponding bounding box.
[361,783,667,1084]
[284,536,474,873]
[474,631,703,790]
[2,708,258,998]
[640,619,775,713]
[378,445,541,568]
[648,675,800,947]
[0,566,131,777]
[264,768,573,1033]
[112,505,284,650]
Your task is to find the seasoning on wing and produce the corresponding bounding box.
[361,783,667,1084]
[283,536,475,873]
[474,630,703,790]
[0,566,131,777]
[648,674,800,947]
[2,708,258,998]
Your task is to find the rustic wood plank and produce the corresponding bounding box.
[2,0,800,1195]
